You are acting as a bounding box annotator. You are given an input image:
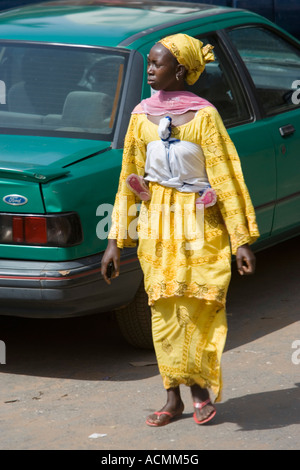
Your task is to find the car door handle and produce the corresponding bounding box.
[279,124,295,137]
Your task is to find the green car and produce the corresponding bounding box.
[0,0,299,348]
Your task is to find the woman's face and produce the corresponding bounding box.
[147,43,183,91]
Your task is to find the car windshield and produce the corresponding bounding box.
[0,43,128,140]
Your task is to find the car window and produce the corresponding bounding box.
[0,43,128,139]
[186,35,251,127]
[228,26,300,116]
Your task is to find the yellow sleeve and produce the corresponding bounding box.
[108,114,146,248]
[199,107,260,254]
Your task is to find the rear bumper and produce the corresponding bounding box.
[0,248,142,318]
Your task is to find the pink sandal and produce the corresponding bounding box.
[146,408,183,427]
[193,399,216,425]
[126,174,151,201]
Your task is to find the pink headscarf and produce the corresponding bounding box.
[132,90,214,115]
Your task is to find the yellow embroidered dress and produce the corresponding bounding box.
[109,106,259,400]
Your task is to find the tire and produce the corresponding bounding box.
[115,281,153,349]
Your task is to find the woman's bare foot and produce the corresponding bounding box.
[191,384,216,424]
[146,387,184,427]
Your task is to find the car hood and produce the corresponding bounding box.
[0,134,111,183]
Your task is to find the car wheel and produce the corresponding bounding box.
[115,282,153,349]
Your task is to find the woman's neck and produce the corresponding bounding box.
[147,110,197,126]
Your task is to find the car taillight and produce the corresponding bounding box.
[0,212,83,247]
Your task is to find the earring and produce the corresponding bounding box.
[176,75,180,81]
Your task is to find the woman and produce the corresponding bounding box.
[101,34,259,426]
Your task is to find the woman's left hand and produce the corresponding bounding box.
[236,243,256,276]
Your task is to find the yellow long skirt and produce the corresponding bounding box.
[136,183,231,402]
[151,296,227,402]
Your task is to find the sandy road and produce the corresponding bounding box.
[0,236,299,450]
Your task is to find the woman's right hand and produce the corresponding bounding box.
[101,239,121,285]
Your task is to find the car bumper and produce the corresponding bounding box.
[0,248,142,318]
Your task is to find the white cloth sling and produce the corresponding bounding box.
[144,138,210,194]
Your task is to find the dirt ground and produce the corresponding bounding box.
[0,236,299,451]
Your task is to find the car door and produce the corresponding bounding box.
[227,25,300,237]
[184,30,276,243]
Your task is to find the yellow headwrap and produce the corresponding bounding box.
[158,33,215,85]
